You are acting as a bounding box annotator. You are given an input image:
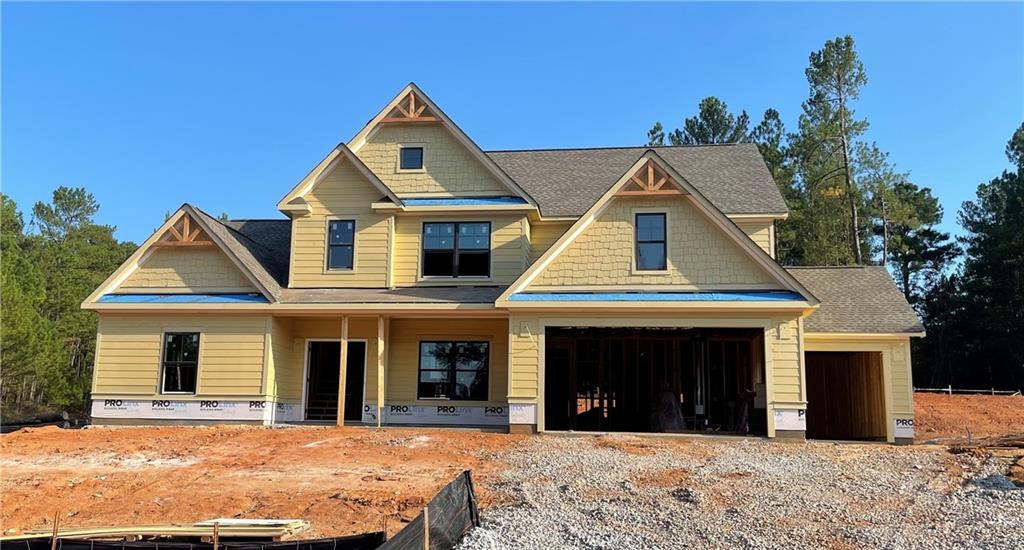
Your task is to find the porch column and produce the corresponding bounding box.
[376,315,386,428]
[336,316,349,426]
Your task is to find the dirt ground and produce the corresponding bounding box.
[0,426,523,539]
[1,392,1021,541]
[914,392,1024,442]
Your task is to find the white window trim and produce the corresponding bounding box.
[323,218,357,274]
[418,219,494,282]
[158,329,203,395]
[631,207,671,276]
[396,143,427,173]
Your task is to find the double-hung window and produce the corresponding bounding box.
[418,341,489,400]
[327,220,355,270]
[161,332,199,393]
[635,213,667,271]
[422,222,490,277]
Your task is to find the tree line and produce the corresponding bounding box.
[1,189,136,417]
[647,35,1022,391]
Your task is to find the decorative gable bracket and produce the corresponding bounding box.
[381,91,438,124]
[616,159,685,197]
[153,213,214,247]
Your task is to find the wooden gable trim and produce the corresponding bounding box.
[497,150,820,305]
[81,205,274,306]
[152,213,215,247]
[347,83,537,208]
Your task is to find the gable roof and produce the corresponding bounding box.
[83,205,285,305]
[487,144,787,218]
[787,266,924,334]
[498,150,818,305]
[276,142,400,213]
[347,83,537,205]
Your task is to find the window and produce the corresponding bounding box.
[418,341,489,400]
[327,220,355,270]
[399,146,424,170]
[161,332,199,393]
[422,222,490,277]
[635,213,667,271]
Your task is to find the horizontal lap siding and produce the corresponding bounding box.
[290,161,390,288]
[93,314,269,397]
[532,197,780,288]
[528,221,572,264]
[735,220,773,257]
[393,214,527,286]
[388,318,508,405]
[357,125,508,195]
[769,317,803,404]
[508,315,540,401]
[268,317,293,401]
[890,340,913,413]
[120,248,257,292]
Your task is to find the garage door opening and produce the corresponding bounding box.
[544,327,766,435]
[805,351,886,441]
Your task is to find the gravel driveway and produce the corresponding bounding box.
[460,435,1022,549]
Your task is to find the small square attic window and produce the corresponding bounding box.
[400,147,424,170]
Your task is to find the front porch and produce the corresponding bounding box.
[268,315,510,427]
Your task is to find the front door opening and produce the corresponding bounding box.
[805,351,886,440]
[544,327,766,435]
[305,341,367,422]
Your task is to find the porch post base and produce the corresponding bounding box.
[774,429,806,441]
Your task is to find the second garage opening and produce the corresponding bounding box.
[544,327,767,435]
[805,351,887,441]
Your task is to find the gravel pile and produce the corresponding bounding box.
[460,436,1023,549]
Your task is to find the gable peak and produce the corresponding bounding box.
[383,89,438,123]
[154,212,214,248]
[616,158,686,197]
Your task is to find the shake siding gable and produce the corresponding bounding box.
[357,125,508,195]
[530,196,781,289]
[289,160,391,288]
[120,248,258,293]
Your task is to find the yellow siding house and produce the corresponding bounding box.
[83,84,924,443]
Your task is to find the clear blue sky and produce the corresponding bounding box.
[3,2,1021,243]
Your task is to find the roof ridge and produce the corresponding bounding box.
[227,218,291,223]
[486,143,750,154]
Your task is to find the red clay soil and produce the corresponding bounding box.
[914,392,1024,442]
[0,426,524,539]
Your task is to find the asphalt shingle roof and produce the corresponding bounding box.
[786,266,924,334]
[487,144,788,218]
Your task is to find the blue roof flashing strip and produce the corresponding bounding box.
[98,294,269,304]
[508,291,807,302]
[402,196,528,207]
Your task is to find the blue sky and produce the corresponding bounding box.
[3,2,1021,244]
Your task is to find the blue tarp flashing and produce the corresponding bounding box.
[508,291,806,302]
[402,197,528,207]
[98,294,269,304]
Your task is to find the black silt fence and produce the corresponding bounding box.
[378,470,480,550]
